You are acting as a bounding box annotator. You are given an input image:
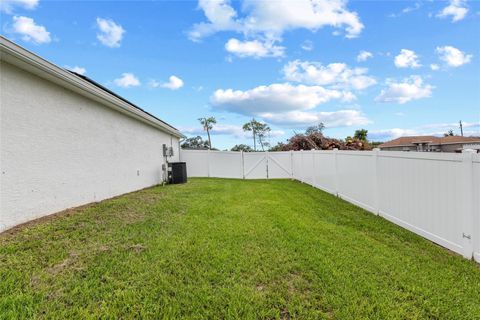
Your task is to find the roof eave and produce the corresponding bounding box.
[439,140,480,145]
[379,144,415,148]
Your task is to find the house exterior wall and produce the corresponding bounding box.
[379,146,416,151]
[0,61,180,231]
[381,143,471,152]
[440,143,463,153]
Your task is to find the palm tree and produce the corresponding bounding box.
[198,117,216,150]
[354,129,368,141]
[243,119,271,151]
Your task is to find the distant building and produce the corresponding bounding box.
[379,136,480,152]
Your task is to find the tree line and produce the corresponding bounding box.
[182,117,272,151]
[181,117,379,151]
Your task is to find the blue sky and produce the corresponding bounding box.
[2,0,479,150]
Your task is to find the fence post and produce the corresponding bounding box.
[207,149,211,178]
[372,148,380,215]
[312,149,316,187]
[461,149,475,259]
[241,151,245,179]
[300,149,304,183]
[333,148,339,196]
[290,150,294,180]
[266,151,269,179]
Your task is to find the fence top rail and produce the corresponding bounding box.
[377,151,463,162]
[181,150,240,155]
[181,150,290,155]
[180,149,209,153]
[336,150,374,156]
[181,149,469,162]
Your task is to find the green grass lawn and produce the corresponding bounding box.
[1,178,479,319]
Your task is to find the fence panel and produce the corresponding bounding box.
[267,152,293,179]
[377,152,465,255]
[336,151,376,212]
[312,151,336,195]
[301,151,315,186]
[209,151,243,178]
[292,151,303,181]
[243,152,268,179]
[180,150,209,177]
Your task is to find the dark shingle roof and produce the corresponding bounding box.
[67,70,179,132]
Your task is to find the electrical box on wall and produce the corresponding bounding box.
[162,144,168,157]
[162,144,174,157]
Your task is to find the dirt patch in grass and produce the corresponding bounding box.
[46,252,79,275]
[280,307,291,320]
[118,210,147,225]
[98,244,110,252]
[133,190,166,205]
[127,244,146,254]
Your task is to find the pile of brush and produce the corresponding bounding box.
[276,133,372,151]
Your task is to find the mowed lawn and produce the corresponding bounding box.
[1,179,479,319]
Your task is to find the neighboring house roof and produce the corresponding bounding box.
[379,135,480,148]
[379,136,438,148]
[0,36,185,138]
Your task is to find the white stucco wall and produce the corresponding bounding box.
[0,61,180,231]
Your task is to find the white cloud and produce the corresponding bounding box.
[260,109,370,127]
[437,0,468,22]
[11,16,51,44]
[436,46,472,67]
[394,49,421,68]
[283,60,376,90]
[225,38,285,58]
[388,2,422,18]
[65,66,86,75]
[210,80,370,129]
[96,18,125,48]
[150,76,184,90]
[113,73,140,88]
[369,128,417,141]
[189,0,364,53]
[211,83,355,115]
[163,76,184,90]
[0,0,38,13]
[242,0,364,39]
[430,64,440,71]
[375,76,433,104]
[180,124,284,138]
[301,40,314,51]
[401,2,421,14]
[189,0,241,41]
[356,50,373,62]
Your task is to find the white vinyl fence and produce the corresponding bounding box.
[180,149,480,262]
